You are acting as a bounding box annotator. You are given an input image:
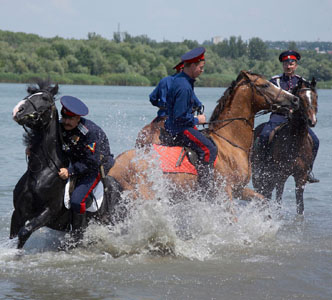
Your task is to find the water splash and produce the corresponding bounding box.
[80,149,284,261]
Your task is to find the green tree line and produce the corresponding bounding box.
[1,30,332,88]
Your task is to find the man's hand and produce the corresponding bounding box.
[58,168,69,180]
[196,114,206,124]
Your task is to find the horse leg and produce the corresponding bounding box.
[253,176,273,200]
[10,209,24,239]
[223,184,238,222]
[17,207,52,249]
[295,177,306,215]
[252,168,270,198]
[240,187,266,202]
[10,172,30,239]
[275,180,286,208]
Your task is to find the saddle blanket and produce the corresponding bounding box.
[153,144,198,175]
[64,179,104,212]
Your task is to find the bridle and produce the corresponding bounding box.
[202,75,290,153]
[22,91,62,173]
[292,87,317,126]
[297,87,316,111]
[23,92,55,127]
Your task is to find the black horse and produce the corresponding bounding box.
[251,78,318,214]
[11,81,121,249]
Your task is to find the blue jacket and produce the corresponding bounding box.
[165,72,199,135]
[270,73,303,118]
[150,73,202,117]
[61,118,114,177]
[270,73,303,91]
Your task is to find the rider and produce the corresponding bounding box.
[258,50,319,183]
[149,61,203,121]
[165,47,217,194]
[58,95,115,232]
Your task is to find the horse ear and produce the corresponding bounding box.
[311,77,316,88]
[237,70,246,81]
[50,84,59,96]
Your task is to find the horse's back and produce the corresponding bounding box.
[135,118,165,148]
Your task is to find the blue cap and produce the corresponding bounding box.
[60,96,89,116]
[181,47,205,63]
[279,50,301,62]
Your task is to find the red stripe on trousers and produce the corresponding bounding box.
[183,129,210,163]
[80,173,101,214]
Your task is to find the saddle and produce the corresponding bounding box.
[153,128,216,175]
[268,123,288,144]
[254,122,288,148]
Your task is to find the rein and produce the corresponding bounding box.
[202,117,252,127]
[212,130,250,153]
[201,75,282,153]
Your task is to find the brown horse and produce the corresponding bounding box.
[108,71,299,211]
[251,78,318,214]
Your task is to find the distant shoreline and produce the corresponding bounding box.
[1,29,332,89]
[0,73,331,89]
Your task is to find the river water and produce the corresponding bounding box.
[0,83,331,300]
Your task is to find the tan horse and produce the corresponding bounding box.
[109,71,299,207]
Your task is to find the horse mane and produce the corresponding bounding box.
[210,71,247,122]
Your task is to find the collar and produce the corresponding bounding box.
[282,73,297,80]
[179,71,196,86]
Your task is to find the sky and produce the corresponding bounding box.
[1,0,332,43]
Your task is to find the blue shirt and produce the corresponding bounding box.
[165,72,199,135]
[61,118,114,177]
[150,73,202,117]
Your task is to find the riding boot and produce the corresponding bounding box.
[307,166,319,183]
[71,211,87,243]
[197,163,215,202]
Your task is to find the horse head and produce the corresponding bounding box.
[240,70,299,113]
[292,78,318,127]
[12,81,59,129]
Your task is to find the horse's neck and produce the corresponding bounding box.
[228,87,254,117]
[212,87,254,150]
[288,111,308,138]
[30,113,64,165]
